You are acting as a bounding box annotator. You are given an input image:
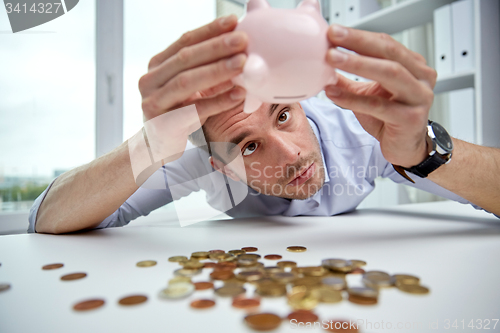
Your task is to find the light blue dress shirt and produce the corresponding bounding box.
[28,97,490,233]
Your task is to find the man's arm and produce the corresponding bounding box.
[427,139,500,215]
[323,24,500,216]
[34,15,248,234]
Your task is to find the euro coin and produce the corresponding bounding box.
[190,299,215,309]
[209,249,225,254]
[393,274,420,285]
[350,267,365,275]
[228,249,246,256]
[159,282,195,299]
[193,281,214,290]
[256,282,287,297]
[210,270,234,280]
[244,313,282,331]
[118,295,148,306]
[214,262,237,271]
[61,273,87,281]
[348,294,378,305]
[316,286,343,303]
[174,268,202,277]
[191,251,210,260]
[232,297,260,309]
[322,259,354,273]
[277,261,297,268]
[241,247,258,252]
[270,272,296,284]
[215,285,246,297]
[363,271,394,288]
[396,284,430,295]
[347,287,378,298]
[203,262,216,269]
[168,276,191,284]
[287,310,319,323]
[286,246,307,252]
[264,254,282,260]
[136,260,156,267]
[73,299,105,311]
[287,286,320,310]
[240,254,261,260]
[322,277,346,290]
[168,256,188,262]
[181,260,204,269]
[237,270,264,282]
[42,263,64,270]
[350,260,367,267]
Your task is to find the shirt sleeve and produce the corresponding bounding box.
[27,141,210,233]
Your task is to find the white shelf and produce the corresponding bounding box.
[349,0,455,34]
[434,70,475,95]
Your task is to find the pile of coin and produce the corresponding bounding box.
[157,246,430,331]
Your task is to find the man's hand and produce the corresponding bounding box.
[324,24,437,169]
[138,14,248,126]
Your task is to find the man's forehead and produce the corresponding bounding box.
[205,102,273,140]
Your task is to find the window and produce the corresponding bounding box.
[0,1,96,211]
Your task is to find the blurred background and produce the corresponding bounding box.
[1,0,498,233]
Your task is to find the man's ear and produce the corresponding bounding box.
[209,156,240,182]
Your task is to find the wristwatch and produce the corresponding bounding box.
[393,120,453,183]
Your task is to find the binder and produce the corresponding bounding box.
[449,88,475,143]
[451,0,475,73]
[344,0,380,26]
[329,0,345,25]
[433,4,454,77]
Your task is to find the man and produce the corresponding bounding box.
[29,15,500,234]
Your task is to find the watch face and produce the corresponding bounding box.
[431,122,453,153]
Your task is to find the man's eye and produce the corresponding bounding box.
[243,142,258,156]
[278,110,290,124]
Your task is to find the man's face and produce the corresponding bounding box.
[205,102,325,200]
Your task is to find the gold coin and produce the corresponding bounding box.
[159,282,195,299]
[168,276,191,284]
[214,285,246,297]
[239,254,261,260]
[228,249,245,256]
[181,260,204,269]
[174,268,202,277]
[61,273,87,281]
[256,282,287,297]
[191,251,210,260]
[244,313,281,331]
[396,284,430,294]
[118,295,147,306]
[350,260,367,267]
[393,274,420,285]
[218,253,237,262]
[0,283,11,292]
[322,259,354,273]
[287,246,307,252]
[277,261,297,268]
[190,299,215,309]
[42,263,64,270]
[237,270,264,282]
[363,271,394,288]
[287,286,320,310]
[292,277,322,288]
[315,286,342,303]
[299,266,327,277]
[168,256,188,262]
[73,299,105,311]
[136,260,157,267]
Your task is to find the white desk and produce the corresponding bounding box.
[0,201,499,333]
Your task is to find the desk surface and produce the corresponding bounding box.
[0,201,499,333]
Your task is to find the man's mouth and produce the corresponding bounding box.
[286,162,315,187]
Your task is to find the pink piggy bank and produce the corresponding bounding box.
[232,0,337,113]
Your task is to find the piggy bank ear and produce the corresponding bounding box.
[246,0,270,12]
[297,0,321,13]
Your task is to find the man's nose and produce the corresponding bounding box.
[270,133,301,167]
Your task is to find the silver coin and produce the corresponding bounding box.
[158,282,194,299]
[322,277,346,290]
[347,287,379,298]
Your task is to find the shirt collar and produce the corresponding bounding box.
[307,117,330,185]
